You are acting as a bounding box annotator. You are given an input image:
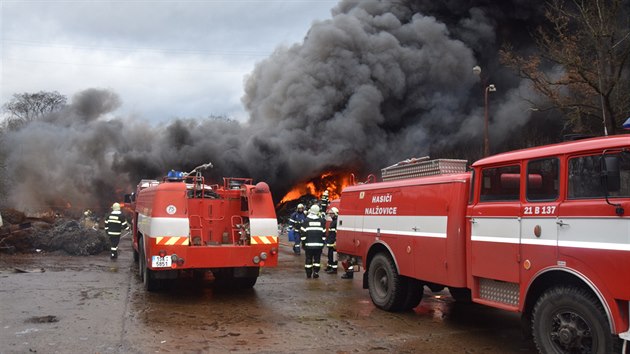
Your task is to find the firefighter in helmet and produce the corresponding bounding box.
[105,202,129,259]
[325,207,339,274]
[289,203,306,255]
[320,190,330,213]
[300,204,326,279]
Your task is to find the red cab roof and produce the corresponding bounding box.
[472,135,630,167]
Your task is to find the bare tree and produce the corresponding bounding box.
[501,0,630,135]
[2,91,67,130]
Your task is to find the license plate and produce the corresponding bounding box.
[151,255,172,268]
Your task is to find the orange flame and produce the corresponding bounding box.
[279,172,353,204]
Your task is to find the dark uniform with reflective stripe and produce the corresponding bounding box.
[325,215,338,273]
[105,210,128,258]
[320,193,329,213]
[289,210,306,255]
[300,214,326,278]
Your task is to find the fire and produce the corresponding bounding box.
[279,171,354,204]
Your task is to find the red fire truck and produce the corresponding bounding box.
[336,135,630,353]
[129,163,279,291]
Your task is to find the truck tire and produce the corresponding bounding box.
[138,237,145,281]
[139,239,160,292]
[235,276,257,289]
[532,286,621,354]
[368,253,407,311]
[448,287,472,303]
[400,277,423,310]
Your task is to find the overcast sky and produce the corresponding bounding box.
[0,0,337,122]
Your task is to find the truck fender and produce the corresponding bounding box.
[525,265,619,333]
[363,240,401,288]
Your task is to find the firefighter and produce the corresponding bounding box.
[320,190,330,213]
[104,202,129,259]
[289,204,306,255]
[325,207,339,274]
[300,204,326,279]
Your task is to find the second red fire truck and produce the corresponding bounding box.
[336,135,630,353]
[128,163,279,291]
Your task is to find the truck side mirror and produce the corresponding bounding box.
[600,155,621,192]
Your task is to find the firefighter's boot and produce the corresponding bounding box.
[313,272,319,279]
[326,268,337,274]
[110,248,118,259]
[324,265,332,273]
[341,272,353,279]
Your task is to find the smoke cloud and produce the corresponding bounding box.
[1,0,548,212]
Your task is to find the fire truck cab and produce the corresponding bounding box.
[336,135,630,353]
[129,164,279,291]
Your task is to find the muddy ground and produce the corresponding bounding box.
[0,237,537,354]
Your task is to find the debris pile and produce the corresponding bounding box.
[31,219,109,256]
[1,208,109,255]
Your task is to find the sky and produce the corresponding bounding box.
[0,0,338,122]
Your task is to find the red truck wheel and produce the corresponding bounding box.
[532,286,621,354]
[368,253,407,311]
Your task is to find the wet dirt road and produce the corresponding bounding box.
[0,238,537,354]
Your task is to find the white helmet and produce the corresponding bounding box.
[323,190,329,196]
[309,204,320,215]
[112,202,121,211]
[297,203,305,210]
[329,207,339,216]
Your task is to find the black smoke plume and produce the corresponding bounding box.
[2,0,552,212]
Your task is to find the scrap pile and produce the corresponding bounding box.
[0,208,109,255]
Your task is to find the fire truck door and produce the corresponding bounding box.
[470,165,521,284]
[519,158,561,284]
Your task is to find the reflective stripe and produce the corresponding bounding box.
[304,227,324,232]
[250,236,278,245]
[305,242,324,247]
[305,265,313,268]
[313,263,320,267]
[331,265,338,269]
[155,237,190,246]
[108,231,121,235]
[107,220,122,224]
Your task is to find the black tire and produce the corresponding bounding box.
[532,286,621,354]
[139,238,160,292]
[212,270,233,289]
[368,253,407,311]
[400,277,423,310]
[449,287,472,303]
[138,237,145,281]
[234,276,258,289]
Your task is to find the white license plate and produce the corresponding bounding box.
[151,255,172,268]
